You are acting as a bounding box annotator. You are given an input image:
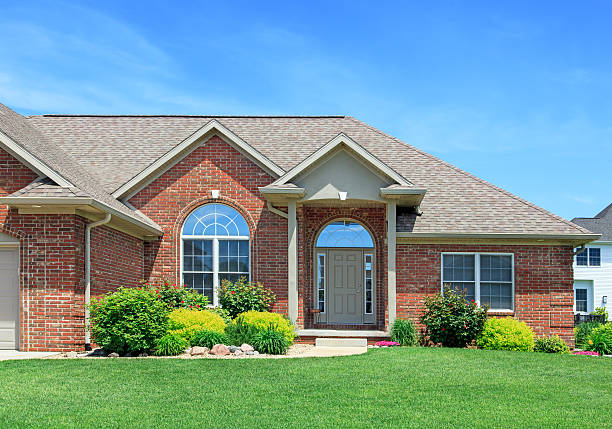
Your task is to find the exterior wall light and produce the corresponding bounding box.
[338,191,347,201]
[603,296,608,305]
[211,190,220,199]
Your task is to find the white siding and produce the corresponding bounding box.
[573,242,612,317]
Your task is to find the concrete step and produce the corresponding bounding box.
[315,338,368,348]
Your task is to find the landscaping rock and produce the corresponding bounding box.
[253,351,259,356]
[138,352,148,358]
[234,349,244,356]
[108,352,120,358]
[240,343,254,352]
[210,344,230,356]
[228,346,240,353]
[184,347,192,355]
[65,351,78,358]
[191,346,209,356]
[88,348,106,357]
[246,351,254,355]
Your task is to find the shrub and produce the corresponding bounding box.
[154,333,189,356]
[89,287,168,355]
[252,326,288,355]
[390,319,418,346]
[224,317,261,346]
[209,307,232,325]
[191,330,228,348]
[218,277,275,319]
[586,323,612,355]
[590,307,609,322]
[420,287,488,347]
[477,317,535,352]
[534,335,570,354]
[168,308,226,342]
[574,321,603,349]
[236,310,296,345]
[144,280,209,310]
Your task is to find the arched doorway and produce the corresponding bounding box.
[314,220,375,325]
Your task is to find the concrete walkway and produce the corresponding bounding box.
[0,350,58,361]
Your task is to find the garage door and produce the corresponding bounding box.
[0,247,19,349]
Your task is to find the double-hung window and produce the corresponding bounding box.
[576,248,601,267]
[442,253,514,311]
[181,204,250,306]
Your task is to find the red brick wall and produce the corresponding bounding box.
[129,136,288,314]
[298,205,387,330]
[0,148,38,223]
[396,244,575,345]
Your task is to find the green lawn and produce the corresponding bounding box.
[0,348,610,428]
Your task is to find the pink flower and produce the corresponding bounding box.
[442,328,445,331]
[196,304,200,308]
[158,294,162,298]
[231,291,236,295]
[189,305,192,308]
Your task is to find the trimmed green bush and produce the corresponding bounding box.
[225,317,261,346]
[252,326,288,355]
[534,335,570,354]
[154,333,189,356]
[390,319,417,346]
[209,307,232,325]
[420,287,488,347]
[191,330,228,348]
[235,310,296,345]
[168,308,226,342]
[586,323,612,355]
[477,317,535,352]
[218,277,276,319]
[89,287,168,355]
[574,321,603,349]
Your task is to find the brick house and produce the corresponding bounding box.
[0,103,598,351]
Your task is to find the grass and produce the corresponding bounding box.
[0,348,610,428]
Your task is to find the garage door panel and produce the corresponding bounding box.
[0,248,19,350]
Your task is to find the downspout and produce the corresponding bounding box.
[574,245,587,256]
[267,201,288,219]
[84,213,111,351]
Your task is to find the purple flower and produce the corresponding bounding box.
[572,351,600,356]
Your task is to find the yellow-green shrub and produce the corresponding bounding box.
[168,308,225,341]
[477,317,535,352]
[234,311,296,345]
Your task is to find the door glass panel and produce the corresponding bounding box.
[364,254,373,314]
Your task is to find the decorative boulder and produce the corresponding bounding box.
[108,352,120,358]
[65,351,78,358]
[191,346,209,356]
[240,344,254,352]
[228,346,240,353]
[210,344,230,356]
[234,349,244,356]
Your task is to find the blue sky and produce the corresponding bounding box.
[1,1,610,220]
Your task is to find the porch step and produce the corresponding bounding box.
[315,338,368,348]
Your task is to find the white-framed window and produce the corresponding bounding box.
[573,281,594,314]
[441,253,514,311]
[181,203,250,306]
[576,248,601,267]
[364,253,373,314]
[317,253,325,312]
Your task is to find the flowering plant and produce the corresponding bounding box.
[218,277,275,319]
[572,350,600,356]
[143,279,209,310]
[375,341,400,347]
[420,285,488,348]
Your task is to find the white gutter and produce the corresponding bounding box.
[84,213,111,350]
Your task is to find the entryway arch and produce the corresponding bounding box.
[314,220,375,325]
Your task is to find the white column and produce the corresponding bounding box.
[387,201,397,328]
[288,200,298,324]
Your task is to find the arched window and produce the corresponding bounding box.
[181,204,250,305]
[316,220,374,248]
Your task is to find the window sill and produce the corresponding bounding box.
[488,310,515,317]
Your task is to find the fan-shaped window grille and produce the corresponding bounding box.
[182,204,249,237]
[316,221,374,248]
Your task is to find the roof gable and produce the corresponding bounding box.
[112,119,285,199]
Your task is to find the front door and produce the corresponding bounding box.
[327,250,363,324]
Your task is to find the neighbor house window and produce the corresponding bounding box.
[576,248,601,267]
[442,253,514,311]
[575,289,588,313]
[181,204,250,305]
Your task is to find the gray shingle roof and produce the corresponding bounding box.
[0,104,160,232]
[23,112,590,236]
[572,203,612,241]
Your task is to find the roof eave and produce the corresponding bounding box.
[397,231,601,246]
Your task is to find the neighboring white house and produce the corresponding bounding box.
[572,204,612,318]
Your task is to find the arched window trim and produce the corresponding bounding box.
[315,219,374,248]
[180,203,250,306]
